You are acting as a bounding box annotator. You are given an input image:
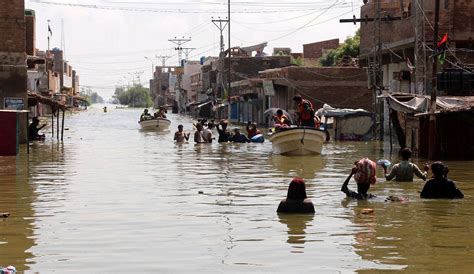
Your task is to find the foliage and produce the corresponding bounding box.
[319,29,360,67]
[80,88,104,105]
[114,85,152,108]
[291,56,304,66]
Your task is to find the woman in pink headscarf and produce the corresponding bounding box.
[341,158,377,200]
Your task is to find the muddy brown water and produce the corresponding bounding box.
[1,106,473,273]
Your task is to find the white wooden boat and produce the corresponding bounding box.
[268,127,326,156]
[138,118,171,130]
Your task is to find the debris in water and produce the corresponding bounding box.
[198,191,204,194]
[1,213,10,218]
[361,208,374,214]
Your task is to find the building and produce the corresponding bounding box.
[0,0,28,141]
[152,65,183,108]
[230,66,371,126]
[358,0,474,157]
[303,39,340,66]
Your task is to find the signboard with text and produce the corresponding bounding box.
[262,80,275,96]
[4,98,25,110]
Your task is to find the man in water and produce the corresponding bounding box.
[216,119,231,143]
[293,95,315,127]
[174,125,190,143]
[194,123,206,143]
[202,122,214,143]
[420,162,464,199]
[341,158,377,200]
[230,128,250,143]
[384,148,428,182]
[29,117,46,140]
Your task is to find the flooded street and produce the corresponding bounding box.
[1,107,473,273]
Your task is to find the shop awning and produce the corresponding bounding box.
[28,92,69,111]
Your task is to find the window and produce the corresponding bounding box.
[444,0,449,9]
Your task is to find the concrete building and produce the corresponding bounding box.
[0,0,28,141]
[152,65,183,108]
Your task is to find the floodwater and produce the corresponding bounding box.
[1,106,473,273]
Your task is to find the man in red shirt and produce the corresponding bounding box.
[293,95,315,127]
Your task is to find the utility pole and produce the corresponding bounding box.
[227,0,231,107]
[212,16,229,105]
[47,19,51,51]
[415,0,427,94]
[144,56,155,81]
[156,55,171,67]
[212,17,229,53]
[374,0,383,141]
[428,0,441,160]
[340,1,401,141]
[182,47,196,61]
[169,37,191,66]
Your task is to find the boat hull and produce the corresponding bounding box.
[269,127,325,156]
[138,119,171,130]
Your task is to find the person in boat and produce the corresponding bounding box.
[273,109,291,127]
[277,177,315,213]
[341,158,377,200]
[29,117,46,140]
[159,107,167,119]
[174,124,190,143]
[140,109,153,121]
[420,162,464,199]
[293,95,315,127]
[246,121,261,139]
[384,148,428,182]
[230,128,250,143]
[194,123,206,143]
[216,119,231,143]
[203,121,214,143]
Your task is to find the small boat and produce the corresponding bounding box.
[268,127,326,156]
[138,118,171,130]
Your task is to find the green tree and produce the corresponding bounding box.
[319,29,360,67]
[115,85,152,108]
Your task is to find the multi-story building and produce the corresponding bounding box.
[0,0,28,141]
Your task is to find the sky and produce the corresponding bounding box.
[26,0,363,99]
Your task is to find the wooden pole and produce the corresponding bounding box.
[428,0,440,160]
[51,108,54,138]
[56,109,59,140]
[61,109,65,141]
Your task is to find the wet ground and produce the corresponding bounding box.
[1,106,473,273]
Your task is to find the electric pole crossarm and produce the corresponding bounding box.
[339,15,401,24]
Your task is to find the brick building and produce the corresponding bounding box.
[359,0,474,156]
[303,39,340,66]
[0,0,28,141]
[229,66,370,125]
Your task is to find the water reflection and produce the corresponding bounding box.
[270,155,323,180]
[0,154,35,272]
[278,213,314,251]
[1,107,474,272]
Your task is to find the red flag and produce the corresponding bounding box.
[437,33,448,49]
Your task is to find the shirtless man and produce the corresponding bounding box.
[174,125,190,143]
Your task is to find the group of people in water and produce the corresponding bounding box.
[140,108,167,122]
[278,147,464,214]
[174,119,264,144]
